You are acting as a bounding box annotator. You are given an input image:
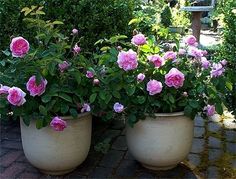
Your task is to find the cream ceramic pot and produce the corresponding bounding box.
[20,112,92,175]
[126,112,194,170]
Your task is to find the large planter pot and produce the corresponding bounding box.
[20,112,92,175]
[126,112,194,170]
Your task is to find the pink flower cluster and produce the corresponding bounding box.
[131,33,146,46]
[50,117,67,131]
[58,61,70,73]
[210,63,225,78]
[148,55,164,68]
[113,102,124,113]
[26,76,47,97]
[184,35,198,47]
[10,37,30,58]
[81,103,91,113]
[165,68,185,89]
[163,51,176,61]
[146,80,163,95]
[117,49,138,71]
[204,105,215,116]
[137,73,145,82]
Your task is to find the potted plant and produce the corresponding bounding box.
[0,6,94,175]
[91,32,228,170]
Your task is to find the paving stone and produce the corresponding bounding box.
[194,127,205,138]
[0,151,22,167]
[208,149,222,162]
[111,136,127,151]
[18,172,41,179]
[0,163,26,178]
[23,162,40,173]
[1,140,23,150]
[191,138,205,153]
[208,122,221,132]
[111,119,125,130]
[16,154,28,162]
[138,172,155,178]
[231,159,236,168]
[1,132,21,141]
[225,130,236,142]
[207,166,219,178]
[0,148,9,157]
[100,129,121,141]
[0,166,5,173]
[194,116,205,127]
[88,167,113,178]
[121,129,126,135]
[188,153,201,166]
[124,151,135,160]
[115,160,139,177]
[208,136,221,149]
[99,150,124,168]
[226,142,236,155]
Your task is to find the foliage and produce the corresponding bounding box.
[0,6,94,128]
[0,0,137,53]
[91,33,227,126]
[161,5,172,27]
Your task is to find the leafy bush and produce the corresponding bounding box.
[0,0,137,52]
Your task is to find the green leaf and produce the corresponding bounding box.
[127,114,137,127]
[99,91,106,100]
[128,18,140,25]
[168,95,175,104]
[22,116,31,126]
[112,91,121,99]
[73,71,81,85]
[41,95,52,103]
[89,93,97,103]
[189,100,199,109]
[36,119,43,129]
[137,96,146,104]
[39,105,47,116]
[105,94,112,104]
[140,44,151,53]
[2,50,10,56]
[70,108,78,118]
[52,20,64,25]
[58,93,72,103]
[215,103,223,115]
[126,85,136,96]
[226,81,233,91]
[184,105,192,117]
[61,103,69,114]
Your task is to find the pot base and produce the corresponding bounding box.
[142,163,177,171]
[40,168,75,175]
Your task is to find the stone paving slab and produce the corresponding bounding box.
[0,117,235,179]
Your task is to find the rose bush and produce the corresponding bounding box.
[90,32,228,126]
[0,6,94,131]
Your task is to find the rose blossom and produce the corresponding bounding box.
[58,61,70,72]
[146,80,163,95]
[178,48,186,56]
[81,103,91,113]
[220,59,227,66]
[210,63,225,78]
[7,87,26,106]
[165,68,185,89]
[201,57,210,69]
[137,73,145,82]
[184,35,197,46]
[72,28,78,35]
[113,102,124,113]
[86,71,94,78]
[10,37,30,58]
[188,46,203,58]
[163,51,176,61]
[0,85,10,95]
[201,50,208,56]
[73,44,81,54]
[148,55,164,68]
[117,49,138,71]
[204,105,215,116]
[50,117,67,131]
[131,33,146,46]
[93,79,100,85]
[26,76,47,97]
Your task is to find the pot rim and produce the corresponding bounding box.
[147,111,185,117]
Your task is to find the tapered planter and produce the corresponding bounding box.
[20,112,92,175]
[126,112,194,170]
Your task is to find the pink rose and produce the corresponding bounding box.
[146,80,163,95]
[220,59,227,66]
[117,49,138,71]
[86,71,94,78]
[210,63,225,78]
[201,57,210,69]
[7,87,26,106]
[148,55,164,68]
[26,76,47,97]
[73,44,81,54]
[137,73,145,82]
[178,48,186,56]
[131,33,146,46]
[58,61,70,72]
[201,50,208,56]
[0,85,10,95]
[113,102,124,113]
[72,28,78,35]
[204,105,215,116]
[184,35,197,46]
[163,51,176,61]
[188,47,203,59]
[93,79,100,85]
[165,68,185,89]
[81,103,91,113]
[50,117,67,131]
[10,37,30,58]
